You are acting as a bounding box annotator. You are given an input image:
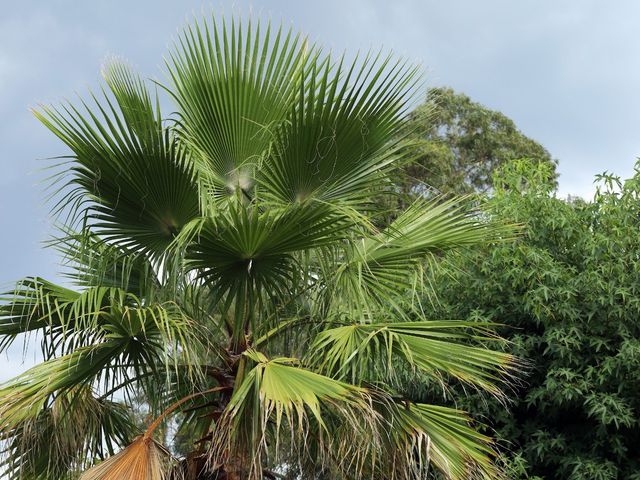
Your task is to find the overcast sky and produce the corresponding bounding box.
[2,0,640,380]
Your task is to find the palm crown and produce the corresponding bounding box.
[0,15,517,480]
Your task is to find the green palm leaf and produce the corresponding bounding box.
[51,230,159,293]
[380,401,501,480]
[213,351,379,478]
[311,321,517,397]
[34,61,200,256]
[0,278,201,366]
[326,196,514,317]
[167,16,310,198]
[258,51,419,205]
[0,342,133,428]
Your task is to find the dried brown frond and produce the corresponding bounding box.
[80,435,172,480]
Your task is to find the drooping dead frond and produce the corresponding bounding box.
[80,436,172,480]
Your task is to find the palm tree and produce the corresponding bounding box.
[0,15,517,480]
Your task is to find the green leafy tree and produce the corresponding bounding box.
[424,160,640,479]
[0,16,518,480]
[400,87,557,195]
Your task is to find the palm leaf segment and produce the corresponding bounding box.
[0,14,516,480]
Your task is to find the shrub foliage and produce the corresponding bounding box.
[425,160,640,479]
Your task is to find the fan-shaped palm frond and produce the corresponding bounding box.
[212,351,380,478]
[52,230,159,293]
[167,18,311,198]
[258,51,420,206]
[79,435,172,480]
[379,401,500,480]
[324,196,514,318]
[0,277,201,366]
[0,13,519,480]
[310,320,517,397]
[34,62,200,256]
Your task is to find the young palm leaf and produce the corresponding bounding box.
[167,16,311,200]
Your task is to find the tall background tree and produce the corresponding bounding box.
[0,16,518,480]
[400,87,557,196]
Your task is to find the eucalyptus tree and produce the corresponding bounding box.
[0,15,517,480]
[399,87,557,196]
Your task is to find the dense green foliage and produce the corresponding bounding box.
[425,160,640,479]
[401,88,557,194]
